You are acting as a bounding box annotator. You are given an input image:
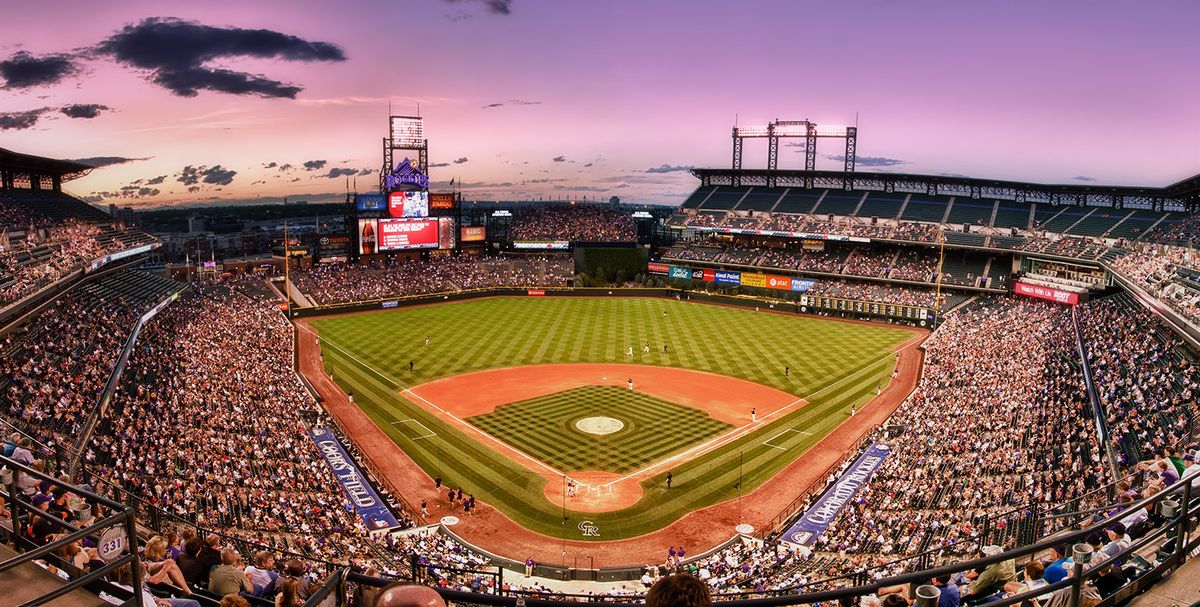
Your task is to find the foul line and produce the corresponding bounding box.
[391,419,437,440]
[762,428,811,451]
[602,396,806,487]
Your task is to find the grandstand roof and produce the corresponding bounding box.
[692,168,1200,211]
[0,148,92,182]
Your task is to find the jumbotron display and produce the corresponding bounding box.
[388,191,428,218]
[358,217,454,252]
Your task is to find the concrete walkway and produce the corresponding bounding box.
[1129,556,1200,607]
[0,544,109,607]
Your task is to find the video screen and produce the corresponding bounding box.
[355,194,385,212]
[388,191,429,218]
[378,218,440,250]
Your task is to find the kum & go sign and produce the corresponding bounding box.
[1013,281,1079,305]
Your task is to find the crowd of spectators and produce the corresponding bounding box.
[83,281,410,568]
[1077,293,1200,467]
[756,248,848,274]
[0,199,54,232]
[816,298,1109,557]
[292,256,573,305]
[665,244,956,287]
[510,206,635,242]
[841,250,892,278]
[1143,214,1200,248]
[677,212,924,241]
[804,280,949,308]
[1,269,178,462]
[1023,236,1107,260]
[0,222,112,306]
[890,250,938,283]
[1110,246,1200,327]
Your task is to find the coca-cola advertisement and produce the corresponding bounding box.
[358,219,377,254]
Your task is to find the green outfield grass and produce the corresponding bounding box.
[467,386,733,474]
[312,296,912,540]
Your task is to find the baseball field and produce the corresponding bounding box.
[308,296,914,541]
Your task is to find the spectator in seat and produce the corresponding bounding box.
[963,546,1014,603]
[283,559,312,602]
[647,574,711,607]
[144,536,194,595]
[196,534,222,581]
[933,574,961,607]
[1101,523,1130,560]
[209,548,253,597]
[245,550,279,597]
[275,577,302,607]
[177,538,208,590]
[373,583,447,607]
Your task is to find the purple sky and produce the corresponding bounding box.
[1,0,1198,207]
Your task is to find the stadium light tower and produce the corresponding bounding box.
[732,119,857,189]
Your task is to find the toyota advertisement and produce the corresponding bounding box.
[378,218,440,250]
[1014,281,1080,305]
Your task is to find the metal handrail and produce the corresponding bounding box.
[341,475,1197,607]
[302,567,350,607]
[1,453,144,607]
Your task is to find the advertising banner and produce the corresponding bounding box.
[781,443,891,546]
[764,275,792,290]
[438,217,456,249]
[690,225,870,244]
[378,218,439,250]
[513,241,569,250]
[527,289,546,296]
[388,191,429,218]
[430,192,456,210]
[648,262,670,276]
[355,194,386,213]
[357,219,378,254]
[714,270,741,285]
[740,273,767,288]
[669,266,693,280]
[461,226,487,243]
[1014,281,1080,305]
[692,268,714,282]
[308,427,401,533]
[791,278,816,292]
[88,243,160,272]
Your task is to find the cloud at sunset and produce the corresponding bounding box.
[0,51,82,89]
[0,1,1192,209]
[93,17,346,98]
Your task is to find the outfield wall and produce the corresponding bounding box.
[289,286,936,328]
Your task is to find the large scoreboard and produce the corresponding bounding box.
[357,217,456,253]
[355,190,459,256]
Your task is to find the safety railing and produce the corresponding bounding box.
[1,453,144,607]
[341,473,1198,607]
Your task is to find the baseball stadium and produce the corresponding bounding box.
[2,4,1200,607]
